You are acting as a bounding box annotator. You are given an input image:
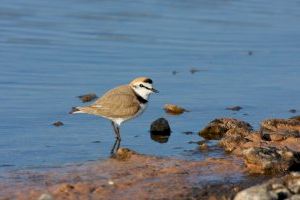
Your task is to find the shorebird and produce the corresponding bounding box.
[70,77,158,154]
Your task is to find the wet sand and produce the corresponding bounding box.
[0,148,267,200]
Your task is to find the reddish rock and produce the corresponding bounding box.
[78,93,98,103]
[199,118,300,174]
[219,128,253,153]
[199,118,253,140]
[260,118,300,135]
[164,104,188,115]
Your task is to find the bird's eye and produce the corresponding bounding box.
[139,84,144,87]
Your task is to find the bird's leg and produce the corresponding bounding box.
[111,139,118,155]
[115,126,121,151]
[110,122,121,155]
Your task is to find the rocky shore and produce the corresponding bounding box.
[0,116,299,200]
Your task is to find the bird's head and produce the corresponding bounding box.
[130,77,158,100]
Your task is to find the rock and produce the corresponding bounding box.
[182,131,194,135]
[290,116,300,121]
[198,143,208,150]
[150,118,171,135]
[261,118,300,134]
[234,182,272,200]
[219,128,252,153]
[248,51,253,56]
[190,68,200,74]
[38,193,53,200]
[172,70,178,75]
[78,93,98,103]
[164,104,188,115]
[226,106,243,111]
[235,172,300,200]
[290,109,297,113]
[57,183,75,193]
[52,121,64,127]
[242,146,298,174]
[199,118,253,140]
[260,119,300,141]
[290,195,300,200]
[112,148,138,161]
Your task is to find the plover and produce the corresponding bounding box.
[70,77,158,154]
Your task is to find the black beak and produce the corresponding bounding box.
[151,88,159,93]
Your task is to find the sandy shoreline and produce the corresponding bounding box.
[1,116,299,199]
[0,148,265,200]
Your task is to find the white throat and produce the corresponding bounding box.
[132,86,151,100]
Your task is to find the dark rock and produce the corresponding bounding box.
[290,109,297,113]
[188,141,198,144]
[52,121,64,127]
[199,118,253,140]
[226,106,243,111]
[182,131,194,135]
[261,132,271,141]
[78,93,98,103]
[248,51,253,56]
[235,172,300,200]
[242,146,299,174]
[190,68,200,74]
[172,70,178,75]
[150,118,171,135]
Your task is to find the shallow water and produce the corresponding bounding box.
[0,0,300,173]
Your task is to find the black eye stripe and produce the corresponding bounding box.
[139,84,151,91]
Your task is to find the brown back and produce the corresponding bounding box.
[80,85,140,118]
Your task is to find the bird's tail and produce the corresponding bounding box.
[69,106,85,114]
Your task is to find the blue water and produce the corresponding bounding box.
[0,0,300,172]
